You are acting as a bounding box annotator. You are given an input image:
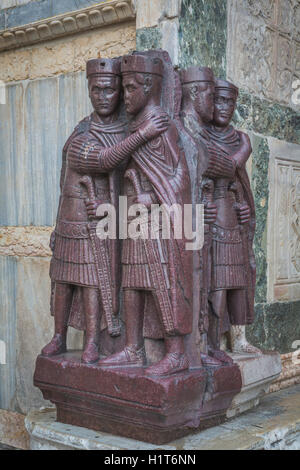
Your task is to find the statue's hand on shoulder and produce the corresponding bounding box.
[139,113,169,142]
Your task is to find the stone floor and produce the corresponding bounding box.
[0,443,20,450]
[24,384,300,450]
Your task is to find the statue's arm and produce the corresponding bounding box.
[231,131,252,169]
[67,130,147,174]
[68,112,169,173]
[203,147,236,179]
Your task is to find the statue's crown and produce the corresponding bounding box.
[86,58,121,78]
[121,54,164,77]
[214,79,238,96]
[180,66,214,85]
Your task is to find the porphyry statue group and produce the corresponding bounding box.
[42,50,260,377]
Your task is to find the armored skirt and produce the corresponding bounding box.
[121,235,170,290]
[50,220,105,288]
[211,224,247,291]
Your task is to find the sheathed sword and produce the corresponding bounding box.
[79,175,121,337]
[124,168,175,335]
[230,180,254,322]
[200,178,214,340]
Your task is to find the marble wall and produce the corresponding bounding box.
[134,0,300,387]
[0,0,136,417]
[227,0,300,111]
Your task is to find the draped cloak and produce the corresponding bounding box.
[125,107,193,337]
[203,124,256,323]
[185,115,256,325]
[50,112,126,331]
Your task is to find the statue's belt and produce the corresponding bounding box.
[213,185,235,200]
[55,220,90,239]
[211,224,242,243]
[62,184,110,199]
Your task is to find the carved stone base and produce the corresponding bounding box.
[227,351,282,418]
[34,352,242,444]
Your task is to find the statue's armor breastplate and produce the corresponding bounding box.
[211,179,247,291]
[58,154,110,223]
[213,177,238,229]
[51,123,121,288]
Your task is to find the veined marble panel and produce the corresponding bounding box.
[227,0,300,110]
[0,255,83,414]
[0,256,17,410]
[267,137,300,302]
[0,71,92,226]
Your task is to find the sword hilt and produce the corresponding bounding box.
[229,181,245,206]
[201,178,214,205]
[125,169,143,195]
[79,175,96,202]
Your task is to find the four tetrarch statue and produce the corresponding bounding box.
[34,50,262,444]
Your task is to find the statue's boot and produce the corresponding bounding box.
[98,345,145,367]
[230,326,262,355]
[201,353,223,366]
[209,349,234,365]
[81,341,99,364]
[145,353,189,376]
[41,333,66,356]
[231,342,261,355]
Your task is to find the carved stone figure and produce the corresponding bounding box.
[41,57,169,364]
[181,67,260,361]
[99,53,193,376]
[34,53,249,445]
[207,78,261,354]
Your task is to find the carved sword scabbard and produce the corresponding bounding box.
[200,178,214,335]
[79,176,121,337]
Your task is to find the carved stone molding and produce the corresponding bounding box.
[0,0,135,52]
[269,351,300,393]
[227,0,300,110]
[267,137,300,302]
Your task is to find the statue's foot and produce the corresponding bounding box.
[81,342,99,364]
[41,334,66,356]
[145,353,189,377]
[98,346,145,367]
[231,342,262,355]
[209,349,234,365]
[201,353,223,366]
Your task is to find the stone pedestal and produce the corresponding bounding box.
[227,351,282,418]
[34,352,242,445]
[25,384,300,450]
